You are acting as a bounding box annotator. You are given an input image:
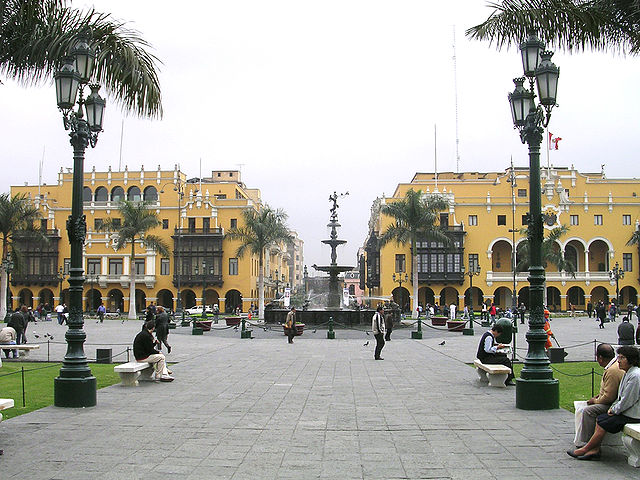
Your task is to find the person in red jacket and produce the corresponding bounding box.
[543,308,554,350]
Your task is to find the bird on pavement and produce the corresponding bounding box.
[363,341,369,346]
[33,333,40,338]
[365,331,370,335]
[438,341,445,345]
[312,329,317,333]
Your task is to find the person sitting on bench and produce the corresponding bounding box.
[133,320,174,382]
[476,323,514,386]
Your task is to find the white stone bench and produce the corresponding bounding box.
[114,361,154,387]
[623,423,640,467]
[0,398,14,422]
[0,344,40,357]
[474,359,511,388]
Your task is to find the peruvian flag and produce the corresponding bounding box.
[549,131,562,150]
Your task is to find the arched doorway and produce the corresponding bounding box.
[439,287,459,309]
[38,288,54,308]
[204,289,219,307]
[107,289,124,312]
[157,289,174,311]
[60,288,70,307]
[143,186,158,202]
[225,289,242,313]
[85,288,102,313]
[392,287,410,312]
[135,289,147,313]
[418,287,434,310]
[464,286,484,310]
[546,286,561,311]
[181,289,196,308]
[590,286,609,305]
[491,240,513,272]
[587,240,610,272]
[492,286,513,309]
[620,286,638,306]
[518,286,530,308]
[18,288,33,308]
[567,286,585,309]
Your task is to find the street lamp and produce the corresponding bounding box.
[391,272,408,311]
[2,253,15,318]
[462,264,480,335]
[274,268,280,299]
[508,32,560,410]
[507,160,519,315]
[160,179,185,321]
[609,261,625,307]
[53,33,105,408]
[57,266,66,306]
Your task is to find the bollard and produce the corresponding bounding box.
[411,317,423,339]
[327,317,335,339]
[241,317,252,338]
[191,317,203,336]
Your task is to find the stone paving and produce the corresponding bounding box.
[0,313,638,479]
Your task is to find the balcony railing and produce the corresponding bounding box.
[174,228,224,235]
[173,274,223,287]
[11,273,60,286]
[487,271,613,283]
[418,272,465,284]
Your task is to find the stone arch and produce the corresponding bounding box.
[205,289,219,306]
[157,289,174,311]
[107,289,124,312]
[111,186,125,203]
[464,286,484,310]
[564,239,585,271]
[82,186,92,202]
[492,286,512,310]
[490,239,513,272]
[94,186,108,202]
[18,288,33,308]
[181,289,196,309]
[518,286,530,308]
[85,288,102,312]
[620,286,638,306]
[143,186,158,202]
[587,238,613,272]
[567,286,585,309]
[37,288,55,308]
[392,287,410,312]
[418,287,434,309]
[127,186,141,202]
[590,286,610,305]
[225,289,242,313]
[135,289,146,313]
[439,287,459,308]
[546,285,561,311]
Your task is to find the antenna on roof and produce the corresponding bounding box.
[452,26,461,174]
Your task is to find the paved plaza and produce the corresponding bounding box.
[0,314,638,479]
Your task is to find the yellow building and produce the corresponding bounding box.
[363,165,640,313]
[8,166,290,314]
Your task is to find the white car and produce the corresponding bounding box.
[184,305,213,315]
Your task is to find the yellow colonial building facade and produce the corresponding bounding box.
[363,166,640,313]
[8,166,290,314]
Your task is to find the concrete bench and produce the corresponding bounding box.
[622,423,640,467]
[114,361,155,387]
[474,359,511,388]
[0,344,40,358]
[0,398,14,422]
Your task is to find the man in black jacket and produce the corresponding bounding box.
[477,323,514,385]
[7,307,26,357]
[133,321,173,382]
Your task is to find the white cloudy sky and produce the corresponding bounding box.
[1,1,639,272]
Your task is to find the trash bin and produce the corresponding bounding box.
[548,347,567,363]
[96,348,112,364]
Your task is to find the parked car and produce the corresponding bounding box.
[185,305,213,315]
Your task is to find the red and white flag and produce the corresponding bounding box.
[549,131,562,150]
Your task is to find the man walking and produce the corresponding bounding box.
[55,303,65,325]
[372,305,386,360]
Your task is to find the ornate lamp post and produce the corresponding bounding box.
[507,160,519,314]
[57,266,66,305]
[160,180,185,321]
[2,253,15,318]
[53,33,105,408]
[508,32,560,410]
[462,264,480,335]
[274,268,280,299]
[191,263,204,335]
[609,262,624,307]
[391,272,408,312]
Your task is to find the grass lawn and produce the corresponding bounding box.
[0,362,120,420]
[513,361,603,412]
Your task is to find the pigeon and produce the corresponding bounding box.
[312,329,317,333]
[365,331,370,336]
[438,341,445,345]
[363,341,369,346]
[48,335,54,340]
[33,334,40,338]
[263,327,268,332]
[234,326,239,331]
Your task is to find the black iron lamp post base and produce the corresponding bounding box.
[515,377,559,410]
[54,376,97,407]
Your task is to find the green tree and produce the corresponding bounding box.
[0,192,41,319]
[516,225,576,274]
[626,226,640,281]
[101,200,169,319]
[1,0,162,117]
[466,0,640,55]
[380,189,450,318]
[225,206,292,319]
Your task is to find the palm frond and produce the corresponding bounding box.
[142,234,170,258]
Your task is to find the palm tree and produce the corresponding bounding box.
[0,192,41,319]
[225,206,292,319]
[515,225,576,274]
[466,0,640,55]
[1,0,162,117]
[380,189,450,318]
[101,200,169,319]
[626,226,640,282]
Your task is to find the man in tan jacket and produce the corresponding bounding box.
[574,343,625,447]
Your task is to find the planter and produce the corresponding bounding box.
[225,317,241,327]
[283,323,305,336]
[447,320,466,332]
[195,320,212,331]
[431,316,447,326]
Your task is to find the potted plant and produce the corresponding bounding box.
[431,316,447,326]
[446,319,466,331]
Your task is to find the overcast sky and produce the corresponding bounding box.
[2,1,639,273]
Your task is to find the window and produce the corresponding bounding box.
[230,218,237,229]
[497,215,507,226]
[439,213,449,228]
[94,186,108,202]
[162,219,169,229]
[517,189,527,197]
[83,186,92,202]
[40,219,48,231]
[623,214,631,225]
[134,259,145,275]
[127,186,141,202]
[349,285,355,295]
[229,258,238,275]
[202,217,210,232]
[623,253,633,272]
[112,218,121,228]
[188,218,196,232]
[63,258,71,275]
[161,258,170,275]
[469,254,479,272]
[570,215,579,226]
[87,258,101,275]
[94,218,103,230]
[215,194,227,199]
[395,254,406,273]
[522,214,529,226]
[594,215,603,225]
[108,258,123,275]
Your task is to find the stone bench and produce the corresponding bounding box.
[474,359,511,388]
[0,344,40,358]
[623,423,640,467]
[114,361,155,387]
[0,398,14,422]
